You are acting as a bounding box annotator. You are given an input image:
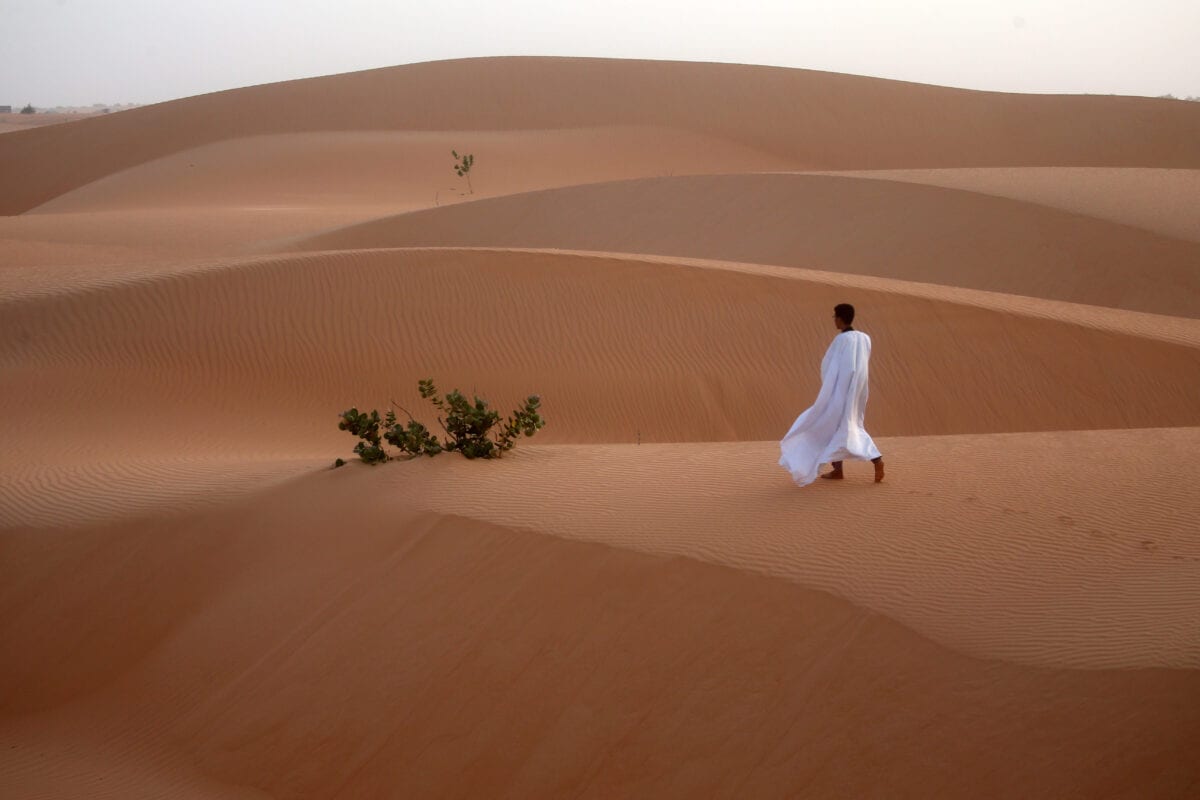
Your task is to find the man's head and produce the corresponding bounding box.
[833,303,855,330]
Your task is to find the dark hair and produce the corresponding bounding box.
[834,303,855,325]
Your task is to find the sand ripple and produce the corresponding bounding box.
[378,430,1200,670]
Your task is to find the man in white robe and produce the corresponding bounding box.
[779,303,884,486]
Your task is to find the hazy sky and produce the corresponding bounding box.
[3,0,1198,107]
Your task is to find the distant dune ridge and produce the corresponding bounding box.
[3,56,1200,215]
[284,174,1200,316]
[2,57,1199,797]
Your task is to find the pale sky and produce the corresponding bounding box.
[3,0,1198,107]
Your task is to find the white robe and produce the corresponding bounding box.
[779,330,882,486]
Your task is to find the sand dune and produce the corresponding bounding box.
[0,457,313,530]
[815,166,1200,243]
[3,459,1198,797]
[3,56,1199,215]
[4,56,1200,798]
[31,127,794,213]
[0,111,100,135]
[0,207,392,298]
[4,432,1197,669]
[17,170,1200,317]
[286,174,1200,316]
[4,249,1199,487]
[390,431,1200,670]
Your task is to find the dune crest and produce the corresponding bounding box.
[3,476,1198,797]
[31,127,794,214]
[283,174,1200,316]
[814,166,1200,243]
[3,248,1199,487]
[3,56,1200,215]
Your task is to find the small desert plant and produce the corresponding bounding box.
[452,150,474,193]
[337,408,389,464]
[382,407,443,457]
[338,379,544,464]
[418,378,543,459]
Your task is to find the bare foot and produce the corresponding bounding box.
[874,459,885,483]
[820,469,844,480]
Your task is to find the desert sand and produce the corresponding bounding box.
[1,57,1198,798]
[0,111,107,135]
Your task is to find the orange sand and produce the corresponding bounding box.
[2,57,1198,798]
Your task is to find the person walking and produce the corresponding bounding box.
[779,303,885,486]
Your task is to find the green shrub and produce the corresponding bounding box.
[337,407,389,464]
[452,150,474,193]
[382,408,443,457]
[338,379,544,464]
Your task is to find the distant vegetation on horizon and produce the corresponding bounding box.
[2,102,142,115]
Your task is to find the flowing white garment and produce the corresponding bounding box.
[779,330,882,486]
